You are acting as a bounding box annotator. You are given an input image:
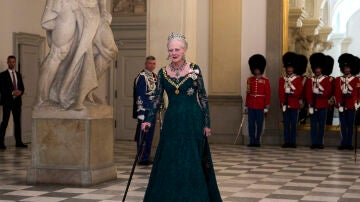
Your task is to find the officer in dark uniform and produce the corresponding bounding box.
[133,56,157,165]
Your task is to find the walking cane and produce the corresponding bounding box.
[122,126,149,202]
[234,115,245,145]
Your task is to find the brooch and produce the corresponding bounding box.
[187,88,195,96]
[188,69,200,80]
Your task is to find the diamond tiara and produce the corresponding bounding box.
[168,32,186,41]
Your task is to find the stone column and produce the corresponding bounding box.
[264,0,283,145]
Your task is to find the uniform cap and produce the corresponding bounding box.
[282,52,298,69]
[249,54,266,75]
[295,54,308,75]
[322,55,334,76]
[338,53,356,74]
[309,52,325,72]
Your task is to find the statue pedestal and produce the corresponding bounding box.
[27,105,116,186]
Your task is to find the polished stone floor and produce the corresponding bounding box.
[1,141,360,201]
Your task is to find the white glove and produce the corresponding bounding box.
[355,103,360,111]
[264,108,269,113]
[339,106,344,112]
[282,105,287,112]
[313,88,320,94]
[308,107,314,115]
[285,88,291,93]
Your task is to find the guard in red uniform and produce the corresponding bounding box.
[279,52,303,148]
[245,54,270,147]
[305,53,332,149]
[334,53,360,150]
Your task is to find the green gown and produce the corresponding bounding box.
[144,63,222,202]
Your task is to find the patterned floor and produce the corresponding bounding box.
[1,141,360,202]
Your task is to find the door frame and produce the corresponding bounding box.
[12,32,45,143]
[13,32,46,72]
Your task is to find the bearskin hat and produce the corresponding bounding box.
[352,56,360,75]
[249,54,266,75]
[338,53,356,74]
[282,52,298,69]
[322,55,334,76]
[295,54,308,75]
[309,52,325,73]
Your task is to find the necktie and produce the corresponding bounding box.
[11,71,17,90]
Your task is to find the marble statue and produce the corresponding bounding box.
[36,0,118,110]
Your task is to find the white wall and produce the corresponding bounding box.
[0,0,46,71]
[347,10,360,57]
[241,0,267,101]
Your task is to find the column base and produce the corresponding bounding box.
[27,105,116,186]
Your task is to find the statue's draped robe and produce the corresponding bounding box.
[41,0,115,109]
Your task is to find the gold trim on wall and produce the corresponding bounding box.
[282,0,289,54]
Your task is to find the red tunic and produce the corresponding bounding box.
[278,74,303,109]
[305,75,332,109]
[334,75,360,109]
[246,76,271,109]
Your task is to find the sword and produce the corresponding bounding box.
[234,115,245,145]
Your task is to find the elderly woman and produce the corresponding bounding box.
[141,33,222,201]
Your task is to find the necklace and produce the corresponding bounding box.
[169,61,187,78]
[164,63,193,95]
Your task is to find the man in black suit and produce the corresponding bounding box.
[0,55,26,150]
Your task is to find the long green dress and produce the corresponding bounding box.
[144,63,222,202]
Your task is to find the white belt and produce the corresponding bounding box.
[249,94,265,97]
